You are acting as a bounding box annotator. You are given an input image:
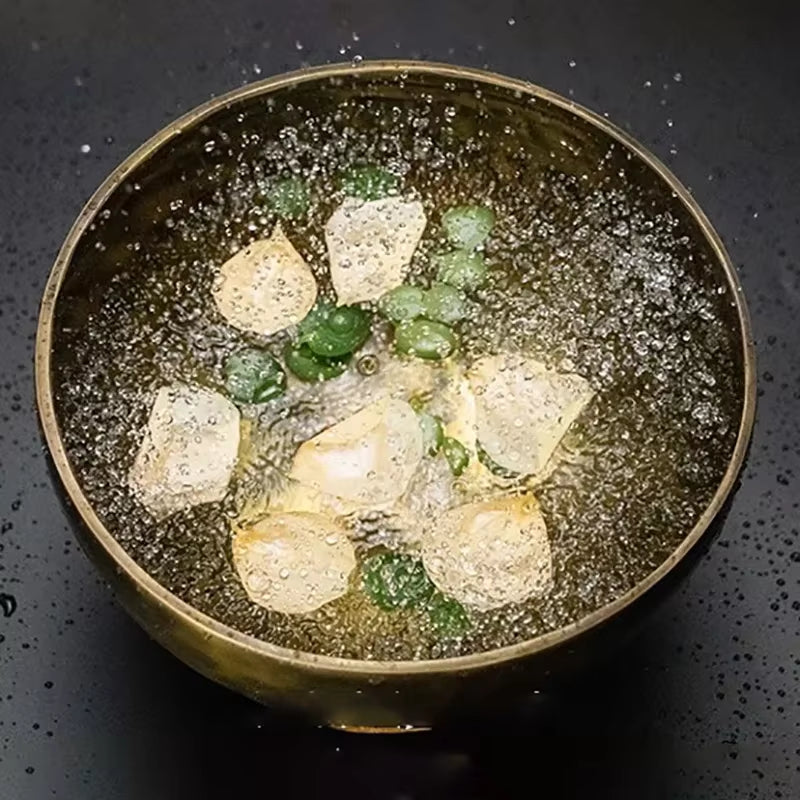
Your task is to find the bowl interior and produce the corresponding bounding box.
[43,64,750,664]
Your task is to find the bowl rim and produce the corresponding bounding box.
[35,60,757,677]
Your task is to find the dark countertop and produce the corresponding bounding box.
[1,1,798,797]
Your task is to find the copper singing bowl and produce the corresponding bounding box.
[35,62,755,730]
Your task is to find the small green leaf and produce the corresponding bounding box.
[298,302,372,358]
[422,283,469,324]
[284,342,350,382]
[442,436,470,476]
[441,204,495,250]
[378,285,426,323]
[394,319,458,361]
[433,250,488,291]
[224,348,286,404]
[416,410,444,455]
[427,593,471,639]
[362,552,435,611]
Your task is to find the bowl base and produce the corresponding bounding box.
[332,724,432,734]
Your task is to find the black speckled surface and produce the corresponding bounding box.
[0,1,798,797]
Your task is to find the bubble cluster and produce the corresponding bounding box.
[51,76,743,660]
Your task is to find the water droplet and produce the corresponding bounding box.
[568,59,576,68]
[507,17,516,26]
[0,593,17,618]
[80,144,91,154]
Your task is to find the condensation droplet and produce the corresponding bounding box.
[0,593,17,618]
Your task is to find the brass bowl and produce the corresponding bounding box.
[35,61,755,731]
